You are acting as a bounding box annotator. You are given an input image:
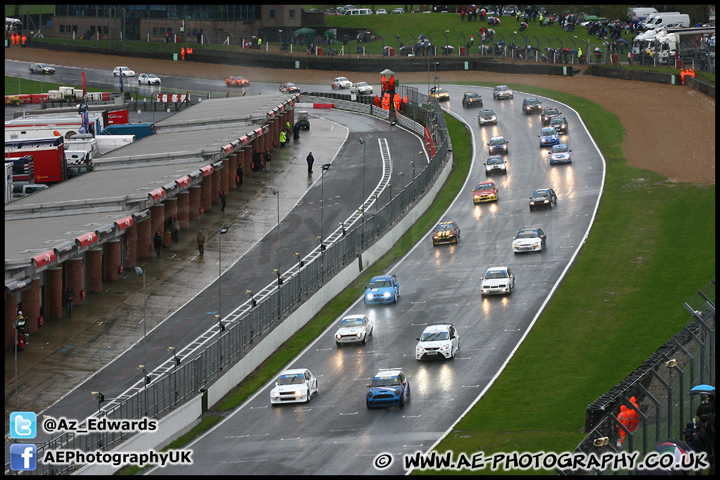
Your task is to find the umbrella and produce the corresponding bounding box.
[380,69,395,76]
[654,439,692,464]
[689,384,715,395]
[585,15,601,21]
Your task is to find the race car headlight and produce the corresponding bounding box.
[416,345,424,354]
[543,199,550,204]
[383,291,392,299]
[529,201,535,205]
[336,334,342,340]
[295,389,303,397]
[367,391,373,398]
[356,332,362,338]
[440,344,449,351]
[366,293,373,301]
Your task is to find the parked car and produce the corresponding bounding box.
[432,221,461,246]
[477,109,497,126]
[335,315,374,345]
[296,110,310,131]
[331,76,352,89]
[493,85,513,99]
[279,82,300,93]
[462,91,483,108]
[225,75,250,87]
[12,183,49,197]
[113,66,135,77]
[28,63,55,74]
[529,187,557,211]
[391,8,406,14]
[480,266,515,296]
[364,275,400,304]
[270,369,318,405]
[484,156,507,175]
[416,324,459,360]
[138,73,161,85]
[366,368,411,408]
[513,227,546,253]
[350,81,373,94]
[376,8,387,14]
[522,97,543,114]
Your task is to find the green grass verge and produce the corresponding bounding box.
[5,76,112,96]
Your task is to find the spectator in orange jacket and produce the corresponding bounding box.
[393,93,401,110]
[373,95,381,107]
[381,93,390,110]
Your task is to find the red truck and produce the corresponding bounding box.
[4,136,67,184]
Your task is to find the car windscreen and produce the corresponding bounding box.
[480,110,494,116]
[552,145,568,153]
[475,183,494,191]
[489,138,505,145]
[277,374,305,385]
[368,280,391,288]
[532,191,550,199]
[541,129,556,135]
[420,331,450,342]
[487,157,504,165]
[485,271,508,279]
[517,230,538,238]
[340,318,363,327]
[372,376,401,387]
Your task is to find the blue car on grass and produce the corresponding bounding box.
[539,127,560,147]
[366,368,411,408]
[364,274,400,304]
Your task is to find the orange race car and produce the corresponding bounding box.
[226,75,250,87]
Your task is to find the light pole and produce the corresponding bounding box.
[268,188,280,275]
[272,268,283,286]
[13,316,26,408]
[218,225,230,320]
[91,391,105,415]
[320,164,331,251]
[245,289,256,307]
[399,172,405,189]
[293,252,304,268]
[409,161,415,179]
[168,346,180,404]
[134,267,147,362]
[358,138,366,243]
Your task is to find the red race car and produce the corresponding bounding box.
[280,82,300,93]
[226,76,250,87]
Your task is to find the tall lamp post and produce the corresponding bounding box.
[358,138,366,244]
[134,267,147,362]
[320,163,331,251]
[399,171,405,190]
[218,225,230,320]
[267,188,280,275]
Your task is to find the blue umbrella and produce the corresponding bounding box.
[689,384,715,395]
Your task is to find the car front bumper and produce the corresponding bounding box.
[474,194,498,203]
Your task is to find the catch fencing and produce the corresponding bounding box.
[10,89,448,476]
[560,280,716,475]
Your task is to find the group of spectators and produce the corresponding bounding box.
[616,391,715,475]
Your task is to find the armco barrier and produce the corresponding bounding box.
[588,65,677,85]
[685,76,716,99]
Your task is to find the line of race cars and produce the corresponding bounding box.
[270,84,572,412]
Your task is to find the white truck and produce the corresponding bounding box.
[636,27,716,65]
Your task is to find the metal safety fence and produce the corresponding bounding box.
[560,280,716,475]
[9,93,448,476]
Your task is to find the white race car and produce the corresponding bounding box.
[335,315,374,345]
[113,66,136,77]
[138,73,162,85]
[512,227,546,253]
[270,368,318,405]
[416,323,459,360]
[332,76,352,89]
[350,82,373,94]
[480,266,515,295]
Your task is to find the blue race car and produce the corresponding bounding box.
[548,144,572,164]
[538,127,560,147]
[364,274,400,304]
[366,368,411,408]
